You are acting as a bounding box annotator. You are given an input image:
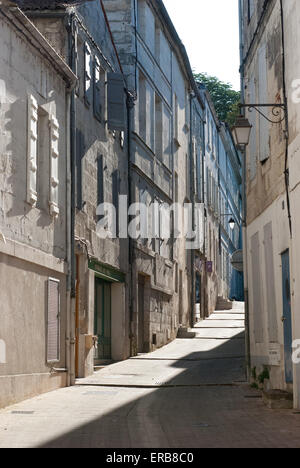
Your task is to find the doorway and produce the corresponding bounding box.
[94,278,112,362]
[281,250,293,384]
[138,276,145,353]
[195,273,201,322]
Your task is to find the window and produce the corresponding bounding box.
[186,153,190,199]
[27,94,38,206]
[76,130,84,210]
[107,72,126,131]
[196,146,203,202]
[175,172,179,204]
[37,107,50,212]
[47,278,60,363]
[155,20,161,64]
[112,170,120,236]
[84,42,92,106]
[139,72,147,141]
[97,154,104,220]
[174,93,179,143]
[137,0,146,38]
[155,93,163,160]
[49,115,60,217]
[94,56,102,121]
[248,0,254,23]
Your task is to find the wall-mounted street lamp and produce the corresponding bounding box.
[220,214,236,231]
[231,115,252,147]
[231,103,287,148]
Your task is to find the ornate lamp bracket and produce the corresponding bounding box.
[239,103,286,124]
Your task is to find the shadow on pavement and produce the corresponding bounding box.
[37,331,247,448]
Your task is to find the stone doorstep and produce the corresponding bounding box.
[262,390,294,410]
[177,327,196,339]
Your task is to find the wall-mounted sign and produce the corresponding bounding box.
[269,343,281,366]
[206,261,213,273]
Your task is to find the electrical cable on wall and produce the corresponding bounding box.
[280,0,292,238]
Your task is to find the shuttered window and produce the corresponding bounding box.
[84,43,92,106]
[107,72,125,131]
[27,95,38,206]
[49,115,60,217]
[94,56,102,121]
[112,170,120,236]
[76,130,84,210]
[97,155,104,222]
[47,278,60,363]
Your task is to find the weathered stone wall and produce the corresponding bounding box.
[0,10,69,407]
[241,0,300,405]
[103,0,193,350]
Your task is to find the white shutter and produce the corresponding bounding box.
[47,278,60,363]
[27,95,38,206]
[49,115,60,217]
[84,42,92,106]
[94,56,102,120]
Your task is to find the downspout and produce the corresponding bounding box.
[67,13,77,385]
[239,0,251,380]
[65,88,72,387]
[190,93,196,328]
[126,91,135,356]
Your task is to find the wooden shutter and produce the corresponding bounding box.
[76,130,84,209]
[27,95,38,206]
[97,155,104,222]
[264,222,278,342]
[49,115,60,217]
[107,72,125,131]
[94,56,102,121]
[47,278,60,363]
[84,43,92,106]
[112,170,120,235]
[251,232,264,343]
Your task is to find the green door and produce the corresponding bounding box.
[94,278,111,362]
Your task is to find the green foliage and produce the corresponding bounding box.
[258,367,270,385]
[194,72,241,124]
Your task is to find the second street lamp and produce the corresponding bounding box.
[231,115,252,147]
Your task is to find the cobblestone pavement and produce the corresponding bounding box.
[1,303,300,448]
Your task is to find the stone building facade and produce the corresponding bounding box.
[218,123,243,302]
[103,0,206,351]
[0,0,243,410]
[21,0,131,378]
[240,0,300,407]
[0,0,76,408]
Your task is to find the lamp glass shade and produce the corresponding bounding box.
[229,218,235,230]
[232,116,252,146]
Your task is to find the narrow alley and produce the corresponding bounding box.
[1,303,300,449]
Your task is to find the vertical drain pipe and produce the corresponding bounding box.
[67,14,77,385]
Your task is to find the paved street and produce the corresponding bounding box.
[1,302,300,448]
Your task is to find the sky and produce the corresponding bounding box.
[163,0,241,91]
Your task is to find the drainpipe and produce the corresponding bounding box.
[239,0,251,380]
[189,93,196,328]
[126,91,135,356]
[67,13,77,385]
[65,89,72,387]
